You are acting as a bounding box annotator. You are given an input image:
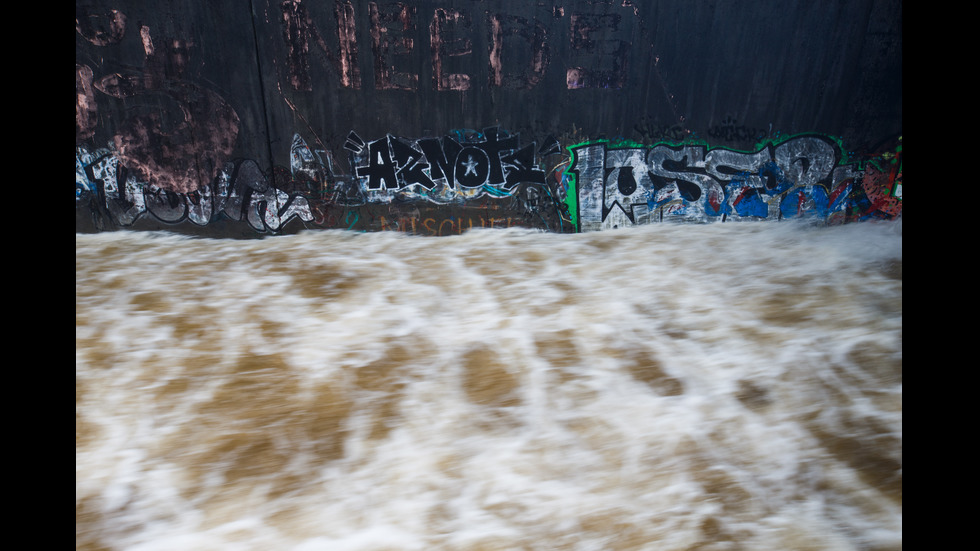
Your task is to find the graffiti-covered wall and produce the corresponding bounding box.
[76,0,902,236]
[568,134,902,231]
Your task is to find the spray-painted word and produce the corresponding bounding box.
[567,135,902,231]
[77,146,314,233]
[281,0,635,92]
[347,127,560,202]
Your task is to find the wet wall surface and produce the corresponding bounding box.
[76,0,902,235]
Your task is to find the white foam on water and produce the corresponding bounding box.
[77,220,901,550]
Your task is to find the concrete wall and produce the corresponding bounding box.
[76,0,902,236]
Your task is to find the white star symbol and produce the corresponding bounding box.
[463,155,479,176]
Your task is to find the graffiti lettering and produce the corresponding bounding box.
[430,8,472,91]
[277,2,639,92]
[76,146,314,232]
[369,2,418,91]
[632,117,691,142]
[349,127,551,200]
[566,14,630,89]
[488,13,551,90]
[77,128,570,234]
[78,131,899,236]
[379,215,533,236]
[567,135,902,231]
[708,115,764,143]
[281,0,361,90]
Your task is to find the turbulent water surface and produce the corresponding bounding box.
[76,220,902,550]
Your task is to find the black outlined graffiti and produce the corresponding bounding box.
[708,115,764,143]
[347,127,554,200]
[632,117,691,143]
[77,128,569,234]
[78,131,899,235]
[77,146,314,232]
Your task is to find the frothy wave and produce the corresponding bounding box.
[77,221,902,550]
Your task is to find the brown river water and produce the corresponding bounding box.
[77,220,902,550]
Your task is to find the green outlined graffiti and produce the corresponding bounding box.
[564,134,902,232]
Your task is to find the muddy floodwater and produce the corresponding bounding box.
[76,220,902,550]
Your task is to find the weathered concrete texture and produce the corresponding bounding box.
[76,0,901,236]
